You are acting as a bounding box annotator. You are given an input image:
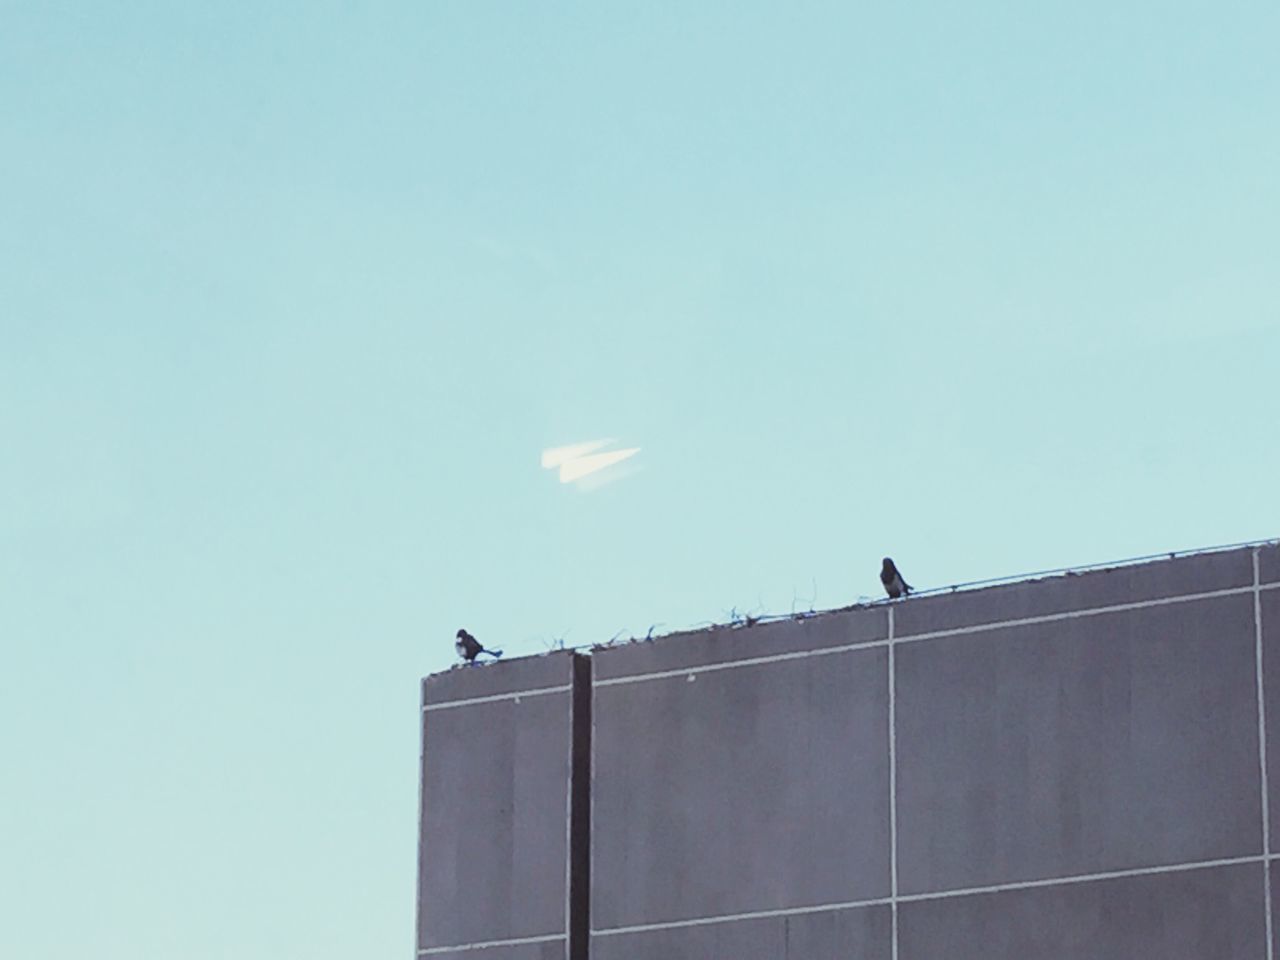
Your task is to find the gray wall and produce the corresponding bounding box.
[417,652,584,960]
[418,543,1280,959]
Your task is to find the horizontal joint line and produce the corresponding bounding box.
[423,685,572,711]
[418,933,565,954]
[587,855,1270,939]
[594,639,889,687]
[897,854,1265,904]
[893,586,1254,645]
[591,896,893,936]
[593,586,1258,686]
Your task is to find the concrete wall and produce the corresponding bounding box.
[418,542,1280,959]
[417,652,589,960]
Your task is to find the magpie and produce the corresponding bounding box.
[455,628,502,663]
[880,557,912,600]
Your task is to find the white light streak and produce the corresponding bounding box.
[557,447,640,483]
[540,440,612,470]
[540,439,641,488]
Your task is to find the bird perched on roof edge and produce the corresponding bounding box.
[455,628,502,663]
[880,557,912,599]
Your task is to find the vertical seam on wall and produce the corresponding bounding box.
[416,683,427,955]
[888,605,899,960]
[571,655,592,960]
[589,659,597,959]
[564,671,575,960]
[1256,548,1273,960]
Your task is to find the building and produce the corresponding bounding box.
[417,541,1280,959]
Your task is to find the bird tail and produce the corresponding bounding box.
[483,648,503,659]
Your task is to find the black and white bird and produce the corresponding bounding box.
[455,628,502,663]
[880,557,912,600]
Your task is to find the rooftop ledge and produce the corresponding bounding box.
[426,537,1280,690]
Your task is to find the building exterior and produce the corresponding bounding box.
[418,542,1280,959]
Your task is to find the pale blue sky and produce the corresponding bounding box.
[2,2,1277,957]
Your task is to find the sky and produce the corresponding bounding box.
[2,1,1278,957]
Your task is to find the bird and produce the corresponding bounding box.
[880,557,912,599]
[455,628,502,663]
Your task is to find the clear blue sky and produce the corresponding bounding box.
[2,2,1277,957]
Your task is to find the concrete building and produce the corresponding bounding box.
[418,542,1280,959]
